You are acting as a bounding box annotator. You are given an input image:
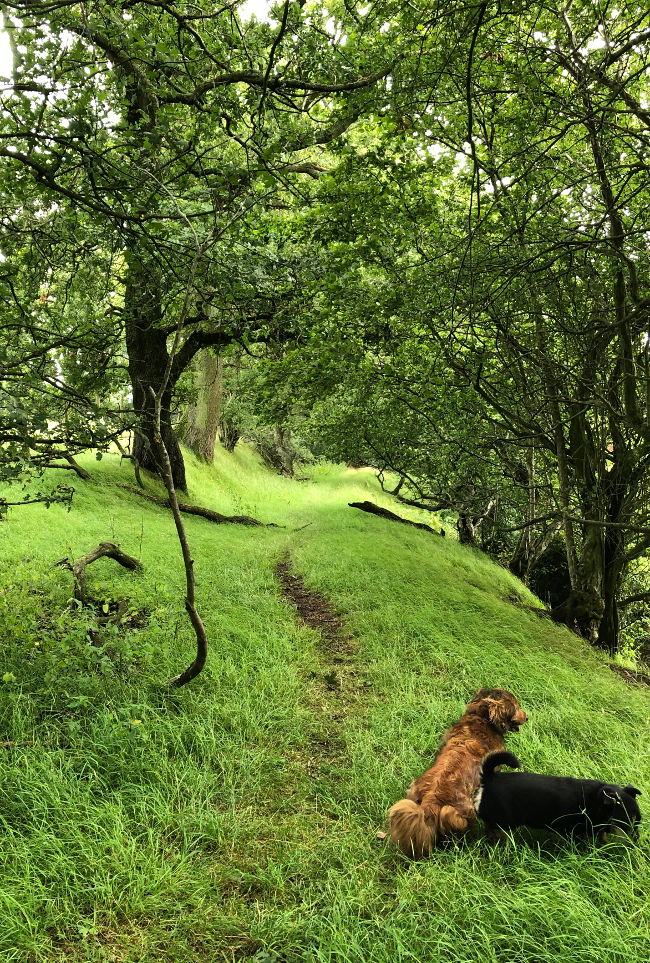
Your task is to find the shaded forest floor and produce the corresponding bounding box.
[1,446,649,963]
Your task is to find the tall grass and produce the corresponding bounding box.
[0,447,648,962]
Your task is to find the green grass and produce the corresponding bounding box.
[1,446,649,962]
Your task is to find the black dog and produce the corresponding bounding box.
[475,751,642,839]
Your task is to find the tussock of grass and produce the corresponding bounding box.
[1,446,649,962]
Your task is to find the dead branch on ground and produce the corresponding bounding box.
[116,483,281,527]
[348,500,443,535]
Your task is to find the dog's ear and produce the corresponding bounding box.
[484,697,512,732]
[465,694,491,718]
[623,785,642,798]
[471,688,492,702]
[601,788,621,808]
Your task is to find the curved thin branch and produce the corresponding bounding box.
[55,541,142,604]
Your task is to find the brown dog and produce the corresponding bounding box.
[388,688,527,858]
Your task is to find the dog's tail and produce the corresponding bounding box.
[481,751,520,781]
[388,798,438,858]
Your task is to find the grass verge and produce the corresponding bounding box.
[0,446,649,962]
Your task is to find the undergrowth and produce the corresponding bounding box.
[0,446,648,962]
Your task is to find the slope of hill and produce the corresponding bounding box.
[1,447,649,963]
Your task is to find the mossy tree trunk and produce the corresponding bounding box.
[184,350,223,463]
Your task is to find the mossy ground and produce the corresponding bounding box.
[1,447,649,962]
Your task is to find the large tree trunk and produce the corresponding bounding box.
[600,568,621,656]
[509,444,536,579]
[597,522,626,654]
[125,261,187,491]
[274,426,294,476]
[457,513,477,545]
[553,515,608,647]
[184,350,223,462]
[550,589,605,641]
[219,416,240,453]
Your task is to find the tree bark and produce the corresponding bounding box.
[457,513,477,545]
[597,520,626,654]
[550,589,605,641]
[116,484,278,527]
[64,455,93,480]
[125,260,188,491]
[600,568,621,656]
[184,350,223,462]
[55,542,142,604]
[219,417,240,453]
[274,426,294,476]
[509,444,536,578]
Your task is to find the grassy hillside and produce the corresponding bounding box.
[1,447,649,963]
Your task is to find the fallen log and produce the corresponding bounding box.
[116,484,281,527]
[348,500,443,535]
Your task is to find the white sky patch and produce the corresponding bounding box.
[239,0,273,22]
[427,143,446,161]
[325,16,346,42]
[453,152,468,175]
[583,34,607,52]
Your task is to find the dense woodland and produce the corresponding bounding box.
[3,0,650,661]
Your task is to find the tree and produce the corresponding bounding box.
[1,0,403,489]
[432,0,650,651]
[248,0,650,652]
[0,188,126,509]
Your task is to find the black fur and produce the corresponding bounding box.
[475,751,642,838]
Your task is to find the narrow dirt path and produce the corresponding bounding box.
[275,559,356,657]
[275,556,368,780]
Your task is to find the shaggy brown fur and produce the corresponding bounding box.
[388,688,528,858]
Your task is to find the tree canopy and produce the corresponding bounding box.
[2,0,650,655]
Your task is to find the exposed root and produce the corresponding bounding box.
[117,484,281,527]
[54,542,143,647]
[55,542,142,605]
